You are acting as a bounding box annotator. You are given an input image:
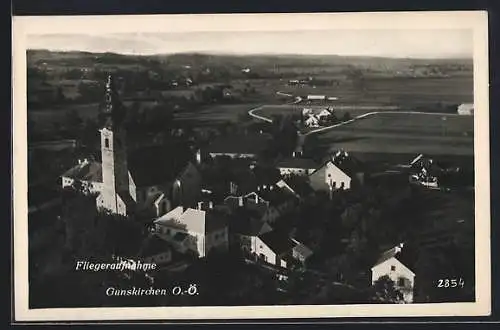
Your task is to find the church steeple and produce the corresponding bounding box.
[101,74,126,129]
[98,74,134,214]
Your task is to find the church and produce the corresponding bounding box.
[60,75,202,218]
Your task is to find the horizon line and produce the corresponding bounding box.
[27,48,474,61]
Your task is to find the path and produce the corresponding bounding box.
[247,93,461,138]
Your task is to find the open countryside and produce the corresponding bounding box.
[26,47,476,309]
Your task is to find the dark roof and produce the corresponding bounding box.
[128,145,192,187]
[329,151,364,177]
[275,157,319,170]
[282,177,314,197]
[205,209,230,232]
[118,190,136,212]
[259,230,296,256]
[173,232,189,242]
[138,234,172,258]
[256,186,297,206]
[373,244,417,272]
[229,210,268,236]
[312,151,364,177]
[206,133,271,155]
[62,160,102,182]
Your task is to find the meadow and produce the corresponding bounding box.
[312,113,474,158]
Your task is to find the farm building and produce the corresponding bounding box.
[309,150,365,192]
[371,243,416,303]
[457,103,474,115]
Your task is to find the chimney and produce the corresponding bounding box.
[209,201,213,209]
[197,202,203,210]
[292,151,296,158]
[238,196,244,207]
[395,243,404,254]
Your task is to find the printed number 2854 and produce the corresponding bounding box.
[437,278,465,288]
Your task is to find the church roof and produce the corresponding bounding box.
[127,145,193,187]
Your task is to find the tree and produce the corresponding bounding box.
[342,112,352,122]
[371,275,404,303]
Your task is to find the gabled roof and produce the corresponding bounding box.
[62,160,102,182]
[128,145,192,187]
[259,230,296,256]
[118,189,136,212]
[372,244,417,275]
[256,186,297,207]
[154,206,227,234]
[277,177,314,198]
[310,150,363,178]
[230,210,271,236]
[291,238,313,259]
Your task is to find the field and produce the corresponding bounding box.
[172,103,260,125]
[311,113,474,158]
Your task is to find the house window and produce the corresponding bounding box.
[398,278,405,287]
[104,138,110,148]
[391,265,396,271]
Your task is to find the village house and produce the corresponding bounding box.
[275,157,319,176]
[224,182,298,225]
[309,150,364,192]
[60,75,202,218]
[152,205,229,258]
[371,243,416,303]
[249,230,313,269]
[229,206,273,249]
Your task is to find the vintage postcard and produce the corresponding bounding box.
[12,11,490,321]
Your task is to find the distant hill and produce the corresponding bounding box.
[27,49,473,72]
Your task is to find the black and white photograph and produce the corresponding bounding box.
[12,12,490,321]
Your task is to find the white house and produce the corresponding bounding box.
[371,243,415,303]
[153,206,229,258]
[305,115,320,128]
[248,231,312,269]
[457,103,474,115]
[317,108,333,119]
[309,150,364,192]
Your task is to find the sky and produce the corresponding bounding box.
[26,29,473,59]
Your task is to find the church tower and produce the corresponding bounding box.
[99,74,131,214]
